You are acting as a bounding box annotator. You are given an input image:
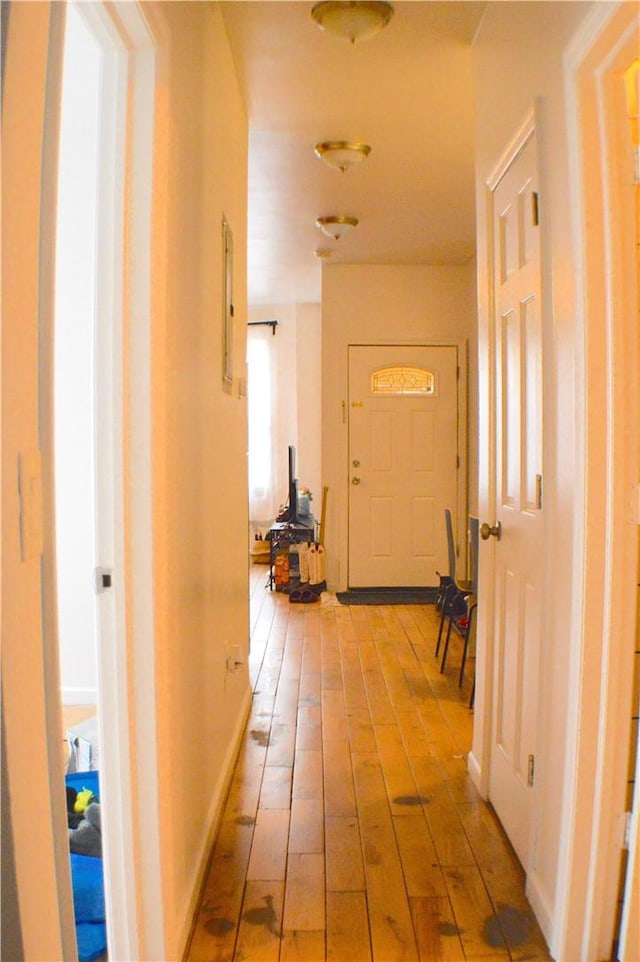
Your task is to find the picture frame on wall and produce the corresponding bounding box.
[222,215,234,389]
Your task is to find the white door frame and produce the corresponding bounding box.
[555,5,640,960]
[40,2,166,958]
[345,339,469,588]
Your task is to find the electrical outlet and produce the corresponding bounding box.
[224,642,244,674]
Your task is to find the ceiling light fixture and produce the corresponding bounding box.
[316,215,358,240]
[315,140,372,173]
[311,1,394,44]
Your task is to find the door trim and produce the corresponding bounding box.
[38,6,79,957]
[344,339,468,591]
[555,6,640,960]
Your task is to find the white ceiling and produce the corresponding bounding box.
[219,1,487,306]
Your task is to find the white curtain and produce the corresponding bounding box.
[247,325,277,524]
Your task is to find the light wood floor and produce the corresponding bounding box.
[186,568,552,962]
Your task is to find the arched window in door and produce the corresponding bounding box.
[370,365,436,396]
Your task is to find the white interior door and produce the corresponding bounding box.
[487,130,543,868]
[348,344,459,588]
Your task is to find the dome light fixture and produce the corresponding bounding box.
[316,215,359,240]
[315,140,372,173]
[311,1,394,44]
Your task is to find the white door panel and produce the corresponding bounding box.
[488,131,543,869]
[348,344,458,588]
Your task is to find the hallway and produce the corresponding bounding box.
[186,569,551,962]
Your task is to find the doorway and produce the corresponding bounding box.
[54,4,128,958]
[485,126,543,870]
[46,2,164,958]
[347,344,464,589]
[55,0,101,741]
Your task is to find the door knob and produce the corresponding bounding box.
[480,521,501,541]
[352,459,360,467]
[352,476,361,485]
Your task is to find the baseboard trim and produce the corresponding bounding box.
[467,750,486,797]
[525,867,554,953]
[177,684,252,959]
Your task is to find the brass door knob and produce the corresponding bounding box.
[352,476,361,485]
[480,521,501,541]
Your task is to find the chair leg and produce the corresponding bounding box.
[440,616,455,673]
[458,604,476,687]
[435,584,454,657]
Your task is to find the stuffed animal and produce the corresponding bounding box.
[69,802,102,857]
[74,788,96,814]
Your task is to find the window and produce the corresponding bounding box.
[370,366,436,396]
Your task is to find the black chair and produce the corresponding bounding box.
[439,516,479,686]
[434,509,456,613]
[435,508,472,658]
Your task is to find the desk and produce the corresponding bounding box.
[268,518,315,590]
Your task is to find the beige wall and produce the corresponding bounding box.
[471,0,596,947]
[150,3,250,956]
[321,263,477,590]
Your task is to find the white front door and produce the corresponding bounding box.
[347,344,459,588]
[487,130,543,868]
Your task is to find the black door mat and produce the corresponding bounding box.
[336,587,439,605]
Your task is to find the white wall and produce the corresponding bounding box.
[55,3,101,705]
[295,303,322,513]
[248,301,322,530]
[321,263,477,590]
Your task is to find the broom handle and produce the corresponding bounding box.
[318,485,328,547]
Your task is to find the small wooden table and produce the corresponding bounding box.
[268,518,315,589]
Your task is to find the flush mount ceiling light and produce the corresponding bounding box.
[316,215,359,240]
[311,1,394,43]
[315,140,372,173]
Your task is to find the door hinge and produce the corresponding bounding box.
[535,473,543,510]
[527,754,535,787]
[94,567,113,593]
[623,811,633,849]
[633,481,640,524]
[532,191,540,226]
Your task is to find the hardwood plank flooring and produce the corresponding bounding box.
[186,569,552,962]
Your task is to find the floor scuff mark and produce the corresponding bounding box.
[483,903,532,948]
